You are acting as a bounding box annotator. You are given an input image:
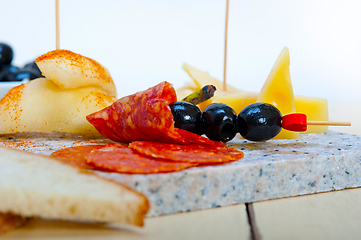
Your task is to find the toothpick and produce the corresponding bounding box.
[282,113,351,132]
[223,0,229,92]
[307,121,351,126]
[56,0,60,50]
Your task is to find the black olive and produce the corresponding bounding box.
[201,103,237,142]
[0,65,19,81]
[13,68,42,81]
[0,43,13,67]
[238,102,282,141]
[169,101,202,135]
[24,61,43,79]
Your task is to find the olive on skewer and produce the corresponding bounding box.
[170,101,351,143]
[169,101,202,135]
[238,102,282,141]
[201,103,238,142]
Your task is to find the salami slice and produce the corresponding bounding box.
[50,145,106,169]
[86,81,183,143]
[86,81,221,146]
[175,128,224,147]
[85,143,197,174]
[129,141,244,164]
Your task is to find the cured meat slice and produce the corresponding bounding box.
[129,141,244,164]
[175,128,224,147]
[86,81,184,143]
[86,81,222,146]
[50,145,106,169]
[85,143,197,174]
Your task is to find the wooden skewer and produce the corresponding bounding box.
[307,121,351,126]
[223,0,229,92]
[55,0,60,50]
[282,114,351,131]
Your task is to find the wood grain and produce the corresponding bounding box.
[252,188,361,240]
[2,204,250,240]
[246,203,262,240]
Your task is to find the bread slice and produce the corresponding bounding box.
[0,146,149,227]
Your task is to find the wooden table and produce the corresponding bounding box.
[3,101,361,240]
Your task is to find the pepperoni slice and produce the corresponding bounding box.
[85,143,197,174]
[86,81,221,146]
[175,128,224,147]
[129,141,244,164]
[50,145,105,169]
[87,81,185,144]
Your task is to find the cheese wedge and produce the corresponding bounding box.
[182,63,245,93]
[212,92,259,114]
[179,55,329,136]
[294,96,328,133]
[256,47,299,139]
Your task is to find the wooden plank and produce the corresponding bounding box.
[2,204,250,240]
[253,187,361,240]
[245,203,262,240]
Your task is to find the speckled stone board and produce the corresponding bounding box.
[1,131,360,217]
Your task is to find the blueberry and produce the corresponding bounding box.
[201,103,237,142]
[0,43,14,68]
[0,65,20,81]
[238,102,282,141]
[169,101,202,135]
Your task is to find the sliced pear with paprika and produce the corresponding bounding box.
[0,78,116,135]
[36,50,117,97]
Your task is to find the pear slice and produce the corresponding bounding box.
[0,78,116,135]
[36,50,117,97]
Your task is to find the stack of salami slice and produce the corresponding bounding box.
[51,82,244,174]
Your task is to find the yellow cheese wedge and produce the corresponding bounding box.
[294,96,328,133]
[256,47,299,139]
[179,55,329,137]
[182,63,245,93]
[212,92,259,114]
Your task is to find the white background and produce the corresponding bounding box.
[1,0,360,105]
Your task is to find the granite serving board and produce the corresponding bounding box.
[1,131,360,217]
